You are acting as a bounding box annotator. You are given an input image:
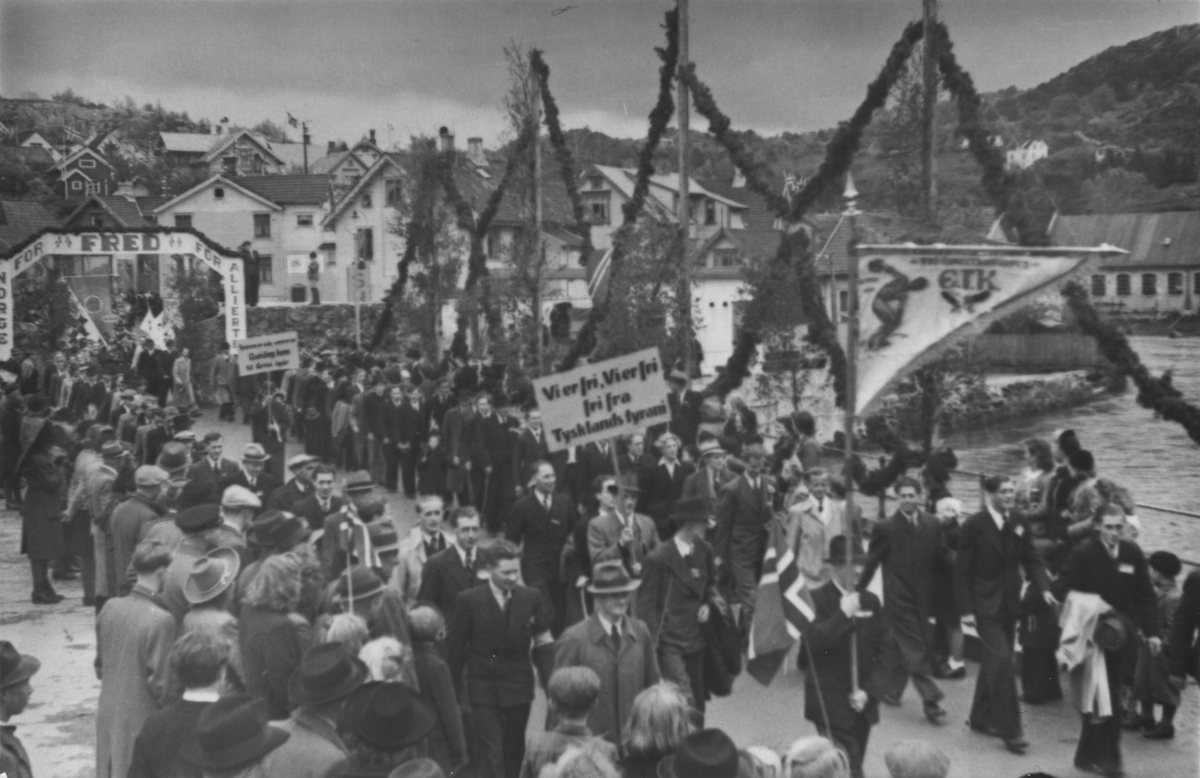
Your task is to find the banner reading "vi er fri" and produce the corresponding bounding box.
[533,347,671,453]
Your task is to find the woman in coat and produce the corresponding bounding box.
[637,434,694,540]
[1,392,25,510]
[19,411,69,604]
[238,552,313,719]
[171,347,195,412]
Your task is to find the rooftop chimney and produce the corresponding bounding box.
[732,166,746,188]
[467,137,486,167]
[369,129,376,145]
[438,126,455,153]
[328,141,336,154]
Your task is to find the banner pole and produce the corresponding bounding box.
[843,173,861,693]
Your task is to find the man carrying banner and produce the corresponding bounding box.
[857,476,951,725]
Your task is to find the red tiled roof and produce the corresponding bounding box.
[0,200,58,251]
[236,175,331,206]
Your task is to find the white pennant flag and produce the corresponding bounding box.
[853,245,1116,417]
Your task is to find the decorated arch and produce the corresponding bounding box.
[0,227,246,360]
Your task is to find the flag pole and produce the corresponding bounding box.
[842,173,861,693]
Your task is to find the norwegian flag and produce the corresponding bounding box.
[338,511,380,570]
[746,518,816,685]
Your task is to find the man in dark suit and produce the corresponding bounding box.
[69,365,94,419]
[1052,505,1161,776]
[637,432,695,539]
[427,378,455,432]
[681,438,727,526]
[638,497,722,719]
[444,540,555,778]
[221,444,279,510]
[505,461,578,637]
[416,506,484,619]
[468,393,518,533]
[663,369,702,449]
[858,476,952,725]
[290,466,344,532]
[806,535,886,778]
[398,385,431,498]
[441,390,476,508]
[360,377,388,486]
[955,476,1053,755]
[511,408,565,497]
[379,386,407,493]
[186,432,239,484]
[568,440,614,519]
[1170,568,1200,693]
[713,436,774,634]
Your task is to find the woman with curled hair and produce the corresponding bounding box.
[318,612,370,657]
[784,736,850,778]
[1018,438,1055,511]
[358,636,419,688]
[619,682,694,778]
[238,553,312,720]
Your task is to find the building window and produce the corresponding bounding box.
[361,194,373,209]
[296,213,314,227]
[385,179,404,208]
[1116,274,1130,296]
[357,228,374,261]
[1091,274,1106,297]
[253,213,271,238]
[174,214,192,229]
[223,156,237,175]
[349,175,362,185]
[839,289,849,313]
[82,255,113,276]
[589,175,603,189]
[1141,273,1157,296]
[713,248,742,268]
[214,187,225,199]
[1194,273,1200,295]
[71,180,83,191]
[1168,272,1184,295]
[589,200,609,225]
[258,255,273,284]
[91,214,105,228]
[79,158,96,169]
[85,181,102,195]
[705,200,717,226]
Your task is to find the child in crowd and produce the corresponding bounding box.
[1134,550,1183,739]
[520,667,617,778]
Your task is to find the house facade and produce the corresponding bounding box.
[1051,212,1200,312]
[154,174,333,304]
[1006,140,1049,170]
[159,129,308,176]
[51,146,117,197]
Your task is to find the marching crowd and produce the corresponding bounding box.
[1,342,1199,778]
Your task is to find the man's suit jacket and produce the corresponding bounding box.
[805,582,885,730]
[417,546,482,619]
[186,456,239,484]
[362,391,387,438]
[1051,536,1160,637]
[221,469,280,509]
[587,510,660,573]
[117,410,141,443]
[512,428,566,487]
[858,509,951,627]
[68,378,92,418]
[391,527,454,604]
[505,491,577,582]
[428,392,455,431]
[411,641,467,770]
[239,605,311,720]
[554,613,661,742]
[713,473,775,563]
[468,412,517,471]
[638,461,695,530]
[637,537,717,653]
[399,399,431,447]
[291,494,343,532]
[955,508,1050,620]
[681,467,722,522]
[442,405,475,467]
[267,478,311,513]
[1170,570,1200,680]
[127,699,207,778]
[379,400,406,447]
[444,583,550,707]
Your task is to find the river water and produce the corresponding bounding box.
[944,337,1200,565]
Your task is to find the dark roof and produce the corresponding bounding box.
[1050,212,1200,269]
[0,200,59,251]
[698,178,784,260]
[97,195,157,226]
[236,175,331,206]
[813,212,941,276]
[0,145,55,170]
[450,159,577,226]
[544,226,583,247]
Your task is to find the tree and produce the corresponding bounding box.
[14,263,87,355]
[166,258,222,388]
[1079,168,1158,212]
[249,119,292,144]
[877,50,930,217]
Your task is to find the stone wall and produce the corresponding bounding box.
[246,304,408,352]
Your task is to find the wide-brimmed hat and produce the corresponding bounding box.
[658,729,740,778]
[288,641,370,708]
[241,443,269,463]
[587,560,641,595]
[340,681,435,752]
[0,640,41,690]
[247,510,310,551]
[670,496,710,526]
[698,438,725,458]
[336,565,385,603]
[156,442,190,472]
[287,453,319,470]
[823,535,858,566]
[99,440,126,459]
[617,471,642,495]
[176,503,223,533]
[344,470,375,494]
[181,695,289,769]
[1095,612,1128,652]
[388,758,446,778]
[183,548,241,605]
[368,521,400,554]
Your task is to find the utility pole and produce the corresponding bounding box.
[921,0,939,221]
[532,79,545,374]
[302,121,310,174]
[677,0,695,378]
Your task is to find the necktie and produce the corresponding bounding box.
[465,550,475,570]
[501,590,511,612]
[610,623,621,652]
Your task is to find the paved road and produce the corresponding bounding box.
[2,409,1198,778]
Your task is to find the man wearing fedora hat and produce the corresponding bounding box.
[638,496,722,720]
[681,437,727,529]
[109,465,171,597]
[158,504,240,621]
[317,471,377,579]
[588,474,659,582]
[555,560,661,744]
[222,443,279,509]
[328,681,436,776]
[803,535,886,778]
[267,454,320,513]
[262,642,369,778]
[96,541,179,778]
[182,694,290,775]
[656,727,740,778]
[1,640,40,778]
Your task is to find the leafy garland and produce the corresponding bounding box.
[1062,281,1200,445]
[528,50,595,270]
[557,6,680,371]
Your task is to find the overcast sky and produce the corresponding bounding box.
[2,0,1196,150]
